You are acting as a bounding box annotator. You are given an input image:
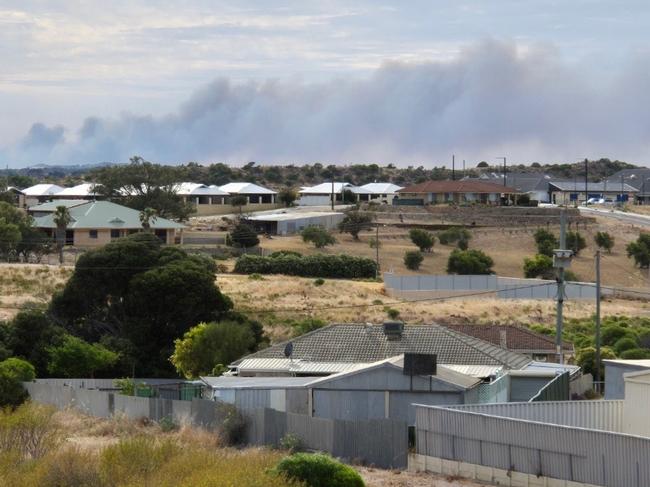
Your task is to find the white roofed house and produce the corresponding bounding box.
[354,182,403,204]
[173,182,230,216]
[19,183,65,207]
[218,182,279,212]
[53,183,100,200]
[298,182,357,206]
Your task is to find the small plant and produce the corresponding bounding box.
[533,228,558,257]
[291,318,326,337]
[457,237,469,250]
[438,227,471,245]
[372,299,383,305]
[216,402,247,446]
[158,416,178,433]
[0,402,60,459]
[386,308,400,320]
[368,237,381,249]
[523,254,554,279]
[216,263,229,273]
[114,378,135,396]
[627,233,650,268]
[248,273,266,281]
[279,433,303,453]
[273,452,365,487]
[408,228,434,252]
[566,231,587,256]
[594,231,614,253]
[313,278,325,286]
[404,250,424,270]
[302,226,336,248]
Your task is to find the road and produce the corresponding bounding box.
[579,206,650,228]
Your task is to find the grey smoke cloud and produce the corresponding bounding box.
[3,40,650,167]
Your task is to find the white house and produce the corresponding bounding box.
[298,182,357,206]
[19,184,65,207]
[354,182,403,204]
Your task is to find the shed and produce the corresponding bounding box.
[244,211,344,235]
[622,369,650,437]
[603,359,650,399]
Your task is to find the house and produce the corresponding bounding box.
[219,182,277,205]
[298,182,357,206]
[395,180,519,206]
[354,183,403,204]
[31,200,184,246]
[231,322,533,376]
[604,168,650,204]
[19,184,65,207]
[28,199,90,218]
[174,182,230,216]
[243,211,345,235]
[548,181,638,205]
[442,324,574,363]
[53,183,100,200]
[471,172,553,203]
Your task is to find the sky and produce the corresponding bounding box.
[2,1,650,167]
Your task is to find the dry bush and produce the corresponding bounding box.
[0,402,60,460]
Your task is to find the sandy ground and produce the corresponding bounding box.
[358,467,487,487]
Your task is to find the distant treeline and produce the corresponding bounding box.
[0,157,637,190]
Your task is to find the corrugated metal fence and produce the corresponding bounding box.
[24,382,407,469]
[415,403,649,486]
[383,273,609,300]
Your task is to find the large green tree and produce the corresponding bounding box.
[49,233,234,375]
[47,334,118,378]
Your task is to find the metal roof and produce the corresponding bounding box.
[399,180,519,194]
[603,359,650,367]
[245,211,343,222]
[28,199,91,212]
[235,358,366,375]
[56,183,99,197]
[219,182,277,194]
[32,200,185,230]
[443,364,503,378]
[21,183,64,196]
[524,361,581,377]
[174,182,229,196]
[549,181,638,192]
[200,376,316,389]
[299,182,355,194]
[234,323,532,369]
[355,183,403,194]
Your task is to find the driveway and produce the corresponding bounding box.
[579,206,650,228]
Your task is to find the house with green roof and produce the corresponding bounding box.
[30,200,185,247]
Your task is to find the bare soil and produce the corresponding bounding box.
[357,466,488,486]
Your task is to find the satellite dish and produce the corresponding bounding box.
[284,342,294,359]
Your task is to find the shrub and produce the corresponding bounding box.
[566,231,587,256]
[614,336,639,355]
[269,250,302,258]
[457,237,469,250]
[302,226,336,248]
[100,437,180,482]
[0,371,27,408]
[620,348,650,359]
[313,278,325,286]
[627,233,650,268]
[576,346,616,378]
[533,229,558,257]
[0,402,60,459]
[408,229,435,252]
[47,335,119,378]
[159,416,178,433]
[339,211,373,240]
[114,378,135,396]
[386,308,400,320]
[230,222,260,248]
[523,254,554,279]
[234,254,378,279]
[368,237,380,249]
[404,250,424,270]
[438,227,471,245]
[216,402,247,446]
[248,273,265,281]
[291,318,326,337]
[595,231,614,253]
[0,357,35,382]
[447,249,494,275]
[564,270,580,281]
[274,452,365,487]
[279,433,303,453]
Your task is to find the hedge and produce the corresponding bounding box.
[234,254,378,279]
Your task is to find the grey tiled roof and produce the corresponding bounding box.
[236,324,531,369]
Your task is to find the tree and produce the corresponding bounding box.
[52,206,72,264]
[627,233,650,268]
[409,229,435,252]
[477,161,489,168]
[139,207,157,232]
[447,249,494,275]
[342,189,357,204]
[594,232,614,253]
[404,250,424,270]
[338,211,373,240]
[0,219,21,260]
[0,203,52,262]
[533,228,558,257]
[0,357,36,381]
[523,254,554,279]
[170,321,256,379]
[92,156,193,220]
[566,231,586,256]
[230,222,259,248]
[47,334,118,378]
[230,195,248,214]
[576,346,616,378]
[302,226,336,248]
[49,233,233,376]
[278,188,298,207]
[0,368,27,407]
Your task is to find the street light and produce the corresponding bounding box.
[495,157,506,187]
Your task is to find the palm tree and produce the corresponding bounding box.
[52,206,72,265]
[139,207,157,232]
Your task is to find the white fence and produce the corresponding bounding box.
[383,273,610,300]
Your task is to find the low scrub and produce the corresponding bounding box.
[0,402,60,460]
[274,452,365,487]
[234,254,378,279]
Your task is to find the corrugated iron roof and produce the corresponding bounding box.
[398,180,518,194]
[200,376,316,389]
[235,358,365,375]
[443,364,503,378]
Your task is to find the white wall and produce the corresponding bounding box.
[298,195,331,206]
[623,375,650,437]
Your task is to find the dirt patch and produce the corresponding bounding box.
[357,466,488,487]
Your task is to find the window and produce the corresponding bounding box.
[89,230,98,239]
[110,229,121,239]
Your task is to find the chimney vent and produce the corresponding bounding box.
[383,321,404,339]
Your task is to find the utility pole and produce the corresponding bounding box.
[463,160,466,178]
[496,157,507,186]
[554,209,572,364]
[584,158,588,205]
[331,180,334,211]
[375,223,380,279]
[452,155,455,181]
[595,250,602,391]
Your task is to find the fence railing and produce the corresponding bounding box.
[24,381,407,469]
[415,403,647,486]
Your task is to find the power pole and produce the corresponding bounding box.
[595,250,602,391]
[584,158,588,205]
[331,180,334,211]
[375,223,380,279]
[496,157,507,186]
[452,155,455,181]
[463,160,466,178]
[554,209,572,364]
